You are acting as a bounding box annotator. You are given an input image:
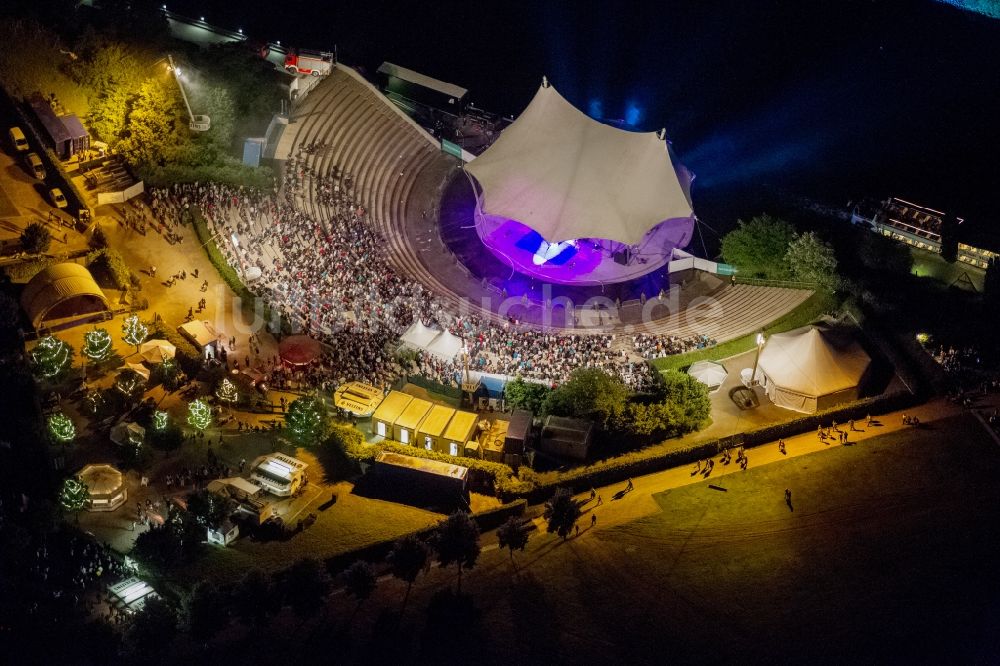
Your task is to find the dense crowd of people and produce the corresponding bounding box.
[147,144,713,392]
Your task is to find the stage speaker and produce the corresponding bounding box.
[613,248,632,265]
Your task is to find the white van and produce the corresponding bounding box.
[8,127,29,153]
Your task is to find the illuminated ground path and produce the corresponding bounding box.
[279,66,813,340]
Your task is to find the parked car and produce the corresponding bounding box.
[24,152,46,179]
[49,188,67,209]
[8,126,29,153]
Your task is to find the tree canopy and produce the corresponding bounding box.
[497,516,530,565]
[433,512,481,592]
[544,487,581,540]
[785,231,839,290]
[504,376,551,414]
[20,222,51,255]
[185,581,227,643]
[721,214,796,279]
[543,367,628,430]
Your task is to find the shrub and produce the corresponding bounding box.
[3,257,55,282]
[86,248,138,291]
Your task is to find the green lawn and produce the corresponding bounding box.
[304,412,1000,664]
[651,289,836,373]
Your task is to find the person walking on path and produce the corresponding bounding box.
[784,489,793,511]
[591,513,597,527]
[590,488,596,501]
[626,478,634,492]
[597,495,603,506]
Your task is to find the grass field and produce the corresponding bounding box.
[293,411,1000,664]
[650,290,836,373]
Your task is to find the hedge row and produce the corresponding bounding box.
[86,248,139,292]
[3,257,55,282]
[504,388,922,504]
[191,209,287,333]
[148,319,202,376]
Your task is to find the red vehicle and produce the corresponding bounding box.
[283,50,334,77]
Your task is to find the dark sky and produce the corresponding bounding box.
[168,0,1000,243]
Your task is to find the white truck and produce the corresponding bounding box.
[284,50,335,77]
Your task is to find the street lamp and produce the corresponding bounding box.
[750,330,765,386]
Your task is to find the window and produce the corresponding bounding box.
[376,421,386,437]
[400,429,409,444]
[425,436,433,450]
[450,443,459,456]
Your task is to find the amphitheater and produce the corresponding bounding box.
[276,65,812,344]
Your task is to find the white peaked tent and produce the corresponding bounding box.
[687,360,728,393]
[757,325,871,413]
[400,321,440,352]
[466,81,693,245]
[425,330,464,362]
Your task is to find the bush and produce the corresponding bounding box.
[3,257,55,282]
[86,248,138,292]
[148,319,201,376]
[20,222,52,255]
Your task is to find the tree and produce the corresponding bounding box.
[497,516,530,568]
[152,410,169,432]
[20,222,52,255]
[858,231,913,275]
[620,371,712,439]
[59,476,88,521]
[231,569,280,628]
[342,560,376,625]
[544,487,581,540]
[283,557,330,620]
[504,376,551,414]
[985,256,1000,309]
[115,369,145,401]
[47,412,76,444]
[121,314,148,352]
[785,231,838,290]
[433,511,481,593]
[186,489,233,528]
[215,378,238,412]
[940,215,959,263]
[185,581,227,643]
[542,367,628,430]
[720,214,796,279]
[32,335,72,379]
[187,398,212,431]
[82,327,113,362]
[388,534,431,613]
[285,396,327,445]
[124,596,178,657]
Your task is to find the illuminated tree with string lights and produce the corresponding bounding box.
[215,378,238,412]
[32,335,73,379]
[187,399,212,431]
[48,412,76,444]
[59,477,89,521]
[153,410,169,432]
[82,327,113,362]
[285,396,327,445]
[121,314,148,353]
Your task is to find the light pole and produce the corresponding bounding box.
[750,330,765,386]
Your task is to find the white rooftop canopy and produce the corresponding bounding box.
[466,82,693,245]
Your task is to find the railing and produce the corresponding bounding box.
[732,276,817,289]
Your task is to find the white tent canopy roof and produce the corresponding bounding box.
[425,330,464,361]
[400,321,441,351]
[466,81,693,245]
[687,360,728,391]
[758,325,871,397]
